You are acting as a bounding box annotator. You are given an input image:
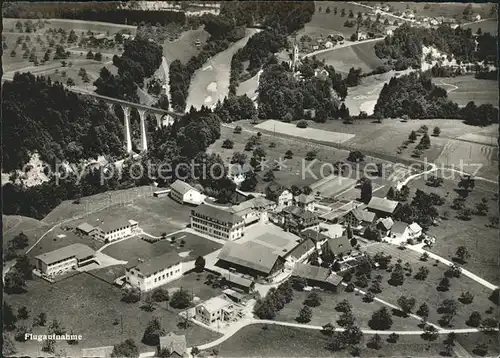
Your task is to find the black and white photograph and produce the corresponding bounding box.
[1,1,499,357]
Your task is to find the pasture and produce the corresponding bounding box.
[4,273,220,356]
[312,40,385,76]
[162,27,210,64]
[374,2,496,19]
[432,75,499,107]
[185,28,260,111]
[3,18,137,35]
[462,19,498,35]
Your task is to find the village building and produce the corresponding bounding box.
[228,163,253,186]
[223,288,248,304]
[280,205,320,233]
[294,193,316,212]
[191,204,245,241]
[366,197,401,218]
[228,196,275,225]
[170,179,206,205]
[125,252,183,292]
[93,219,139,242]
[377,217,395,236]
[293,262,343,291]
[265,181,293,211]
[76,222,96,236]
[390,221,423,242]
[220,272,255,293]
[343,208,376,231]
[158,333,188,358]
[322,235,352,258]
[195,296,236,326]
[35,244,96,277]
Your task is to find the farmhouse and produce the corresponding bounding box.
[170,179,205,205]
[390,221,423,242]
[265,181,293,211]
[191,204,245,241]
[343,208,376,231]
[293,263,343,291]
[76,222,96,236]
[323,235,352,257]
[94,219,139,242]
[158,333,187,358]
[377,217,394,236]
[195,296,237,326]
[125,252,183,292]
[366,197,401,218]
[319,200,360,223]
[228,196,275,225]
[220,272,254,293]
[294,193,315,212]
[280,206,320,233]
[35,244,96,277]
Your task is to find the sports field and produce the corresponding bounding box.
[432,75,499,107]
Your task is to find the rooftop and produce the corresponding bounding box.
[129,252,183,277]
[77,222,95,233]
[391,220,408,235]
[35,244,95,265]
[218,241,282,275]
[229,197,274,216]
[283,206,318,220]
[170,179,196,195]
[221,272,254,288]
[378,217,395,231]
[98,218,136,234]
[295,193,315,204]
[409,222,422,233]
[159,333,187,356]
[223,288,246,301]
[325,235,351,255]
[199,296,230,312]
[293,263,343,286]
[192,203,244,225]
[350,208,376,223]
[367,197,400,214]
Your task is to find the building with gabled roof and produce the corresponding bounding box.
[377,217,394,236]
[191,203,245,240]
[125,252,183,292]
[94,219,138,242]
[344,207,376,230]
[228,196,275,225]
[294,193,316,212]
[366,197,401,218]
[281,205,319,233]
[323,235,351,257]
[195,296,237,327]
[170,179,205,205]
[158,333,188,358]
[292,262,343,291]
[76,222,96,236]
[265,181,293,211]
[35,243,96,277]
[389,221,422,242]
[221,272,254,293]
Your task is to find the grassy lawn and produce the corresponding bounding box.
[185,28,260,110]
[209,324,460,357]
[3,18,137,35]
[102,231,221,266]
[432,75,499,107]
[363,243,499,329]
[4,273,220,356]
[374,2,496,19]
[275,288,420,331]
[3,215,48,247]
[462,19,498,35]
[162,27,209,64]
[410,170,500,284]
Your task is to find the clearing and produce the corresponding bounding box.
[185,28,260,111]
[162,27,210,64]
[432,75,499,107]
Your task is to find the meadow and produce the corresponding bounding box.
[431,75,499,107]
[372,2,496,19]
[162,27,210,64]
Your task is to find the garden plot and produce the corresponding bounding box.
[255,120,355,144]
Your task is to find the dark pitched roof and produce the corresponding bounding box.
[218,241,281,275]
[283,206,318,220]
[391,220,408,235]
[325,235,351,255]
[192,203,243,225]
[293,263,343,286]
[349,208,376,223]
[77,222,95,233]
[35,244,95,265]
[302,229,330,242]
[367,197,400,214]
[128,252,182,277]
[289,238,316,260]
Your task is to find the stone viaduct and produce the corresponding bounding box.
[70,88,183,153]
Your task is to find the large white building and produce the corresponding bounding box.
[35,244,96,277]
[265,182,293,212]
[195,296,236,326]
[170,179,206,205]
[94,219,138,242]
[228,197,275,225]
[125,252,183,292]
[191,204,245,241]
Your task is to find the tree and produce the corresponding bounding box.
[369,307,393,330]
[254,300,276,319]
[36,312,47,326]
[473,342,488,356]
[466,311,481,327]
[12,232,29,249]
[416,303,429,318]
[305,151,317,161]
[421,325,438,341]
[459,291,474,304]
[475,200,488,215]
[263,169,275,182]
[397,296,416,316]
[3,303,17,331]
[285,150,293,159]
[388,332,399,343]
[233,125,242,134]
[455,246,470,263]
[4,268,26,293]
[360,177,372,204]
[170,288,191,309]
[443,332,456,356]
[142,317,165,346]
[222,139,234,149]
[408,131,417,142]
[437,276,450,291]
[343,324,363,345]
[415,266,429,280]
[458,175,475,192]
[368,334,382,349]
[151,288,169,303]
[348,150,364,162]
[66,78,75,87]
[112,339,139,358]
[304,292,321,307]
[433,126,441,136]
[17,306,29,320]
[141,294,155,312]
[94,52,103,61]
[42,338,55,353]
[419,133,431,149]
[389,265,404,286]
[122,288,141,303]
[335,299,352,313]
[297,305,312,323]
[48,319,65,335]
[337,311,355,327]
[296,120,308,128]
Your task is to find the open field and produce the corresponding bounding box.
[364,243,499,329]
[432,75,499,107]
[462,19,498,35]
[4,273,220,356]
[162,27,210,64]
[209,323,495,357]
[409,168,500,284]
[3,215,48,245]
[256,120,355,144]
[275,288,420,331]
[307,119,499,180]
[185,28,260,111]
[3,18,137,35]
[235,69,260,101]
[101,231,221,267]
[313,40,385,76]
[372,2,496,19]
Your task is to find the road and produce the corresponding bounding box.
[304,36,385,58]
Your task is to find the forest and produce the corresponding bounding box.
[375,23,497,70]
[374,72,498,125]
[2,73,125,173]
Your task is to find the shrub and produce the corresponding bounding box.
[296,120,308,128]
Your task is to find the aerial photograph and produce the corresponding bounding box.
[1,1,498,357]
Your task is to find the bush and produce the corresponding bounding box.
[296,120,308,128]
[233,125,242,134]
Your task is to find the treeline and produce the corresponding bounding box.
[374,72,498,126]
[374,23,497,70]
[94,38,162,102]
[2,73,124,173]
[257,57,349,122]
[3,2,186,26]
[169,15,247,111]
[2,105,236,219]
[227,2,315,95]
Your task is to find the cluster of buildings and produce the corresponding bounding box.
[76,219,139,243]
